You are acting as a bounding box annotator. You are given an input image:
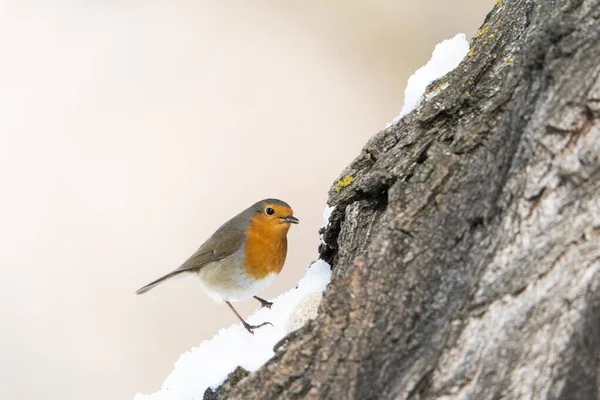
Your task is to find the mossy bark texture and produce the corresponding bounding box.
[208,1,600,398]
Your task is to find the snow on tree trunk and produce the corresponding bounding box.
[208,0,600,398]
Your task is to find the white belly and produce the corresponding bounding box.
[196,257,277,302]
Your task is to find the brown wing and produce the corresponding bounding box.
[135,226,247,295]
[174,227,245,273]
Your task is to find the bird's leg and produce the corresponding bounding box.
[253,295,273,309]
[225,301,272,335]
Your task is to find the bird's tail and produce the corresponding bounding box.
[135,271,183,295]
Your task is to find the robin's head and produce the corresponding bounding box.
[249,198,299,234]
[243,199,298,279]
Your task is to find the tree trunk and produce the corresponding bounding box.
[210,0,600,398]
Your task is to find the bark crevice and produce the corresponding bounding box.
[206,1,600,398]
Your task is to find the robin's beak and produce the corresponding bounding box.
[280,215,299,224]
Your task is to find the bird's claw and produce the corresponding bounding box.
[242,321,273,335]
[259,301,273,310]
[253,296,273,309]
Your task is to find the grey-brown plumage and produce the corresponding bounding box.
[136,198,298,334]
[135,198,292,295]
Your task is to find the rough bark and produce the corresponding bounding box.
[208,0,600,398]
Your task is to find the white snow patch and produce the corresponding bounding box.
[323,206,335,229]
[320,206,336,245]
[134,259,331,400]
[388,33,469,126]
[286,292,324,332]
[424,81,449,101]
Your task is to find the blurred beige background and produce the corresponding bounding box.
[0,1,493,399]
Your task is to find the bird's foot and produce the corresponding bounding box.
[253,295,273,309]
[242,321,273,335]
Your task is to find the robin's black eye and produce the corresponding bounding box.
[265,207,275,215]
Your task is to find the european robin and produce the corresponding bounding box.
[136,198,299,334]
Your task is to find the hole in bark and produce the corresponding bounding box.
[399,228,414,238]
[403,149,430,182]
[417,149,429,164]
[442,135,455,145]
[511,285,527,296]
[468,216,484,230]
[374,189,389,211]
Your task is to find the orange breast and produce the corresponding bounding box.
[244,216,289,279]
